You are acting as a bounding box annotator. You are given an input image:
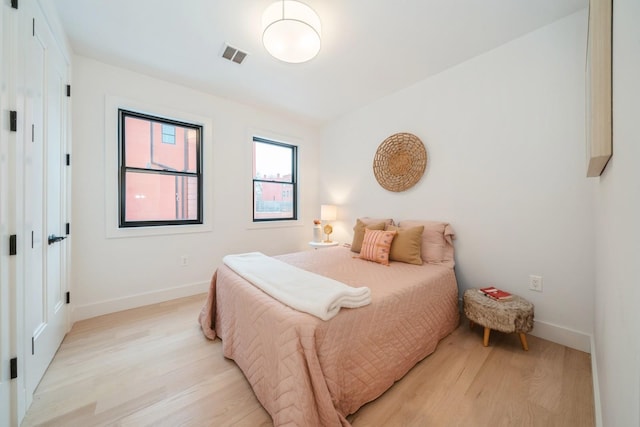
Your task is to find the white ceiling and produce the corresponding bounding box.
[52,0,587,125]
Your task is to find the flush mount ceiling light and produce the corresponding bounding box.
[262,0,321,64]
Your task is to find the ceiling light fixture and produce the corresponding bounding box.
[262,0,321,64]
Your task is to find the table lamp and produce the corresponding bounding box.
[320,204,337,243]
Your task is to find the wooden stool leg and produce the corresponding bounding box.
[483,327,490,347]
[469,320,474,329]
[519,333,529,351]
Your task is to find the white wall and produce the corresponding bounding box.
[71,56,320,321]
[593,0,640,425]
[320,11,594,350]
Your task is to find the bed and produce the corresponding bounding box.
[199,219,459,426]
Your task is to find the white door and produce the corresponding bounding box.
[0,2,12,425]
[23,4,69,407]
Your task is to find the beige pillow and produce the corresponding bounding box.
[350,218,391,253]
[359,229,397,266]
[387,225,424,265]
[397,220,456,267]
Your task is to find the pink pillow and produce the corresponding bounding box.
[350,217,395,253]
[359,229,397,266]
[397,220,455,267]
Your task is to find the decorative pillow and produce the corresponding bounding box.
[350,218,393,253]
[387,225,424,265]
[359,229,397,266]
[397,220,456,267]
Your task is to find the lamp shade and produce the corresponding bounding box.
[262,0,321,63]
[320,204,337,221]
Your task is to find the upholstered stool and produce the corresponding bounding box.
[463,289,534,350]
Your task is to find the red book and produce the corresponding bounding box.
[478,287,513,301]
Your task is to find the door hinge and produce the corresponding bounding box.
[31,124,34,142]
[66,223,70,235]
[10,358,17,379]
[66,85,71,97]
[11,0,18,10]
[66,292,70,304]
[10,111,17,132]
[31,337,35,355]
[9,235,17,256]
[66,154,70,166]
[32,18,34,36]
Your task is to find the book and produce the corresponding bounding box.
[478,286,513,301]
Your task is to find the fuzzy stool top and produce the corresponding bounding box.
[463,289,534,334]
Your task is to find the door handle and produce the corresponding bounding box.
[47,235,67,245]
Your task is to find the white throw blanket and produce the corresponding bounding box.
[223,252,371,320]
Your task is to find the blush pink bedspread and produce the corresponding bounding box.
[199,246,459,426]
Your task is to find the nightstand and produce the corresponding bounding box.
[308,241,339,249]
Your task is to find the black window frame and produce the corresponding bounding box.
[118,109,203,228]
[252,136,298,222]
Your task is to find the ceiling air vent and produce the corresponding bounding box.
[221,44,248,65]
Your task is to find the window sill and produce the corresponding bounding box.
[106,222,212,239]
[246,219,304,230]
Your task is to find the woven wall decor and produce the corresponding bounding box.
[373,132,427,192]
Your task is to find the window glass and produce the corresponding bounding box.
[123,116,197,172]
[124,172,199,222]
[254,141,292,182]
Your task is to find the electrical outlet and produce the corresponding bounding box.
[529,275,543,292]
[180,255,188,267]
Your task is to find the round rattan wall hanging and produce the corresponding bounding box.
[373,132,427,192]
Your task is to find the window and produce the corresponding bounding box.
[118,109,203,227]
[161,124,176,144]
[253,137,297,221]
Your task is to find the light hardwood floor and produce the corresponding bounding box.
[22,294,594,427]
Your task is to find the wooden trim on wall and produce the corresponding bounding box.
[586,0,612,177]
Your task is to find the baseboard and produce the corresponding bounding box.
[590,335,603,427]
[528,320,591,353]
[458,297,592,353]
[71,280,209,322]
